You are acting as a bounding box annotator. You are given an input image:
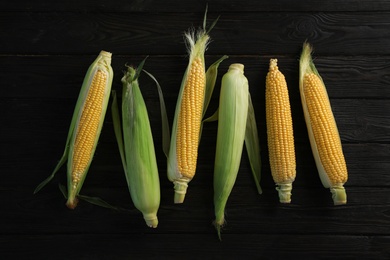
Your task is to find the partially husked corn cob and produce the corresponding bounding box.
[34,51,113,209]
[299,42,348,205]
[174,55,229,176]
[265,59,296,203]
[66,51,113,208]
[111,63,161,228]
[167,25,210,204]
[213,64,249,240]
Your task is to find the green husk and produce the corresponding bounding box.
[112,59,166,228]
[204,77,262,198]
[213,64,249,240]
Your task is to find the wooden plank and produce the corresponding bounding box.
[5,133,390,187]
[4,106,390,186]
[2,187,390,236]
[1,234,389,259]
[332,99,390,143]
[1,97,389,187]
[2,96,388,145]
[1,0,390,12]
[1,55,389,99]
[1,12,390,55]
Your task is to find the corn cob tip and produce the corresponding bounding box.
[99,50,112,58]
[213,219,225,241]
[330,185,347,205]
[173,179,189,203]
[216,225,222,241]
[143,214,159,228]
[275,183,293,203]
[269,58,278,70]
[229,63,244,72]
[66,197,78,209]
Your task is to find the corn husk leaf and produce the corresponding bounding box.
[199,55,229,138]
[111,90,127,172]
[203,57,229,118]
[203,108,219,122]
[245,93,262,194]
[58,183,120,211]
[143,69,170,158]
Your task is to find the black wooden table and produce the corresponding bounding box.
[1,1,389,259]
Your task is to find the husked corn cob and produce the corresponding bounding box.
[299,42,348,205]
[111,62,161,228]
[175,55,229,176]
[265,59,296,203]
[34,51,114,209]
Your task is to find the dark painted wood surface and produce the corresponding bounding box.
[1,1,389,259]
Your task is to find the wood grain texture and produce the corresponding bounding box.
[1,1,389,258]
[1,234,389,259]
[2,187,390,234]
[1,55,390,99]
[1,12,390,55]
[1,0,390,12]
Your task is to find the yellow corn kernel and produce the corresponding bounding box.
[176,57,205,178]
[71,69,107,188]
[265,59,296,203]
[299,42,348,205]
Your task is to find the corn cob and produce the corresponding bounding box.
[299,42,348,205]
[111,62,162,228]
[167,13,218,204]
[34,51,113,209]
[265,59,296,203]
[213,63,253,240]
